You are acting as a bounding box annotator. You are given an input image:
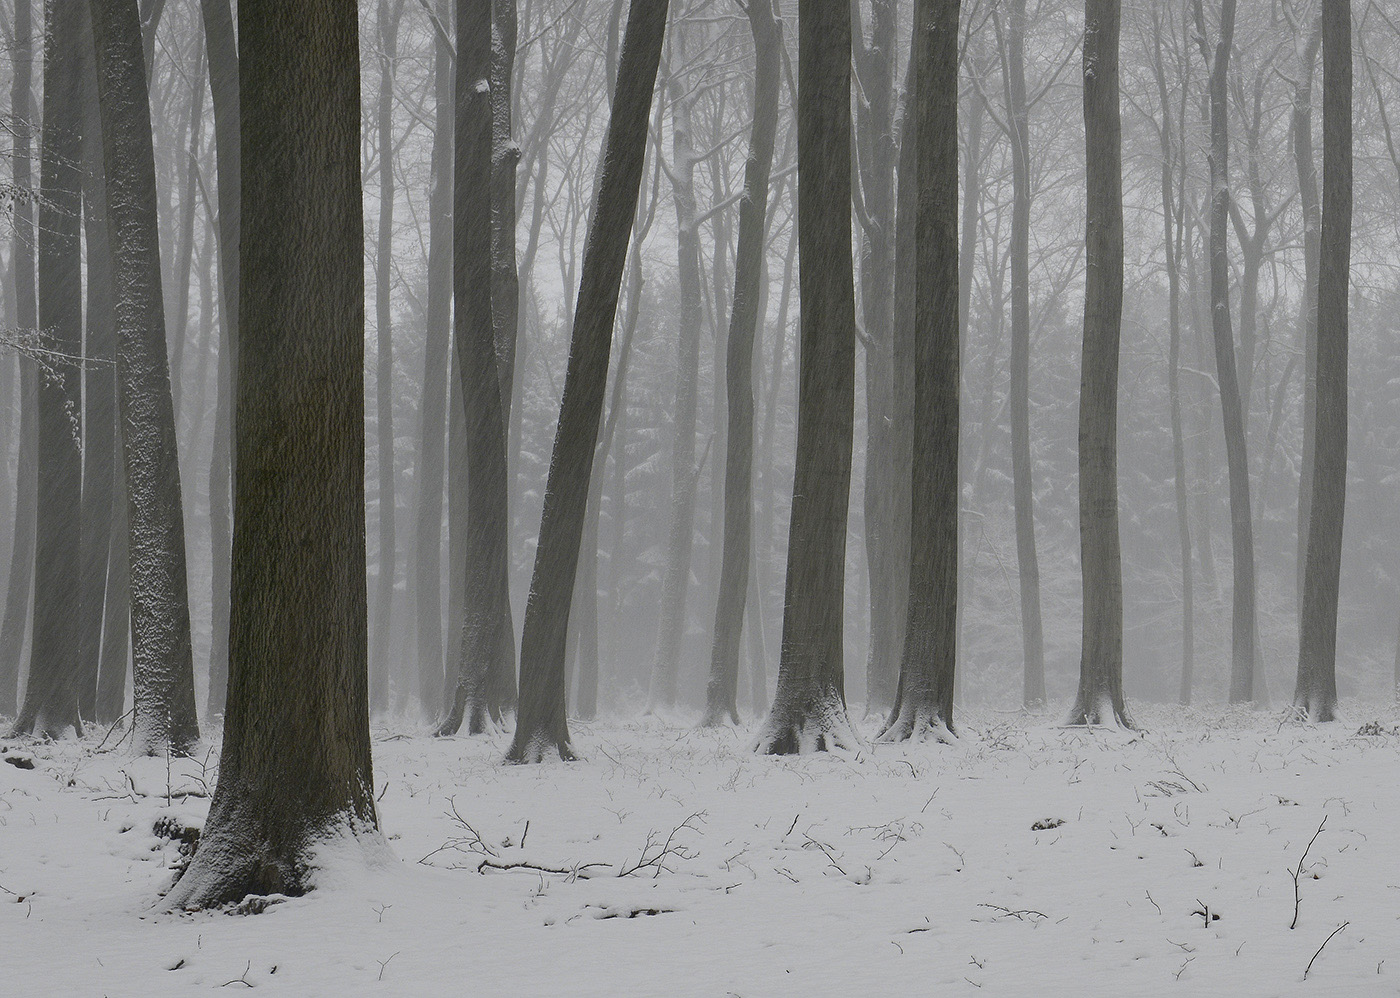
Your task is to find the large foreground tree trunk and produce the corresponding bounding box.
[12,0,85,741]
[703,0,780,727]
[1066,0,1129,729]
[753,0,858,755]
[90,0,201,756]
[506,0,669,763]
[1293,0,1349,723]
[878,0,959,745]
[167,0,382,908]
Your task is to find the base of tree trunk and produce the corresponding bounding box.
[751,691,858,755]
[1062,692,1133,729]
[699,704,740,728]
[164,812,389,911]
[504,728,578,764]
[1289,694,1338,724]
[875,702,955,744]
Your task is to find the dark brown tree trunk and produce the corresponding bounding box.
[167,0,381,908]
[1066,0,1129,729]
[12,0,86,740]
[1194,0,1257,704]
[879,0,959,744]
[704,0,780,728]
[1293,0,1348,723]
[438,0,516,737]
[754,0,858,755]
[90,0,201,755]
[999,0,1045,708]
[414,0,453,720]
[507,0,668,762]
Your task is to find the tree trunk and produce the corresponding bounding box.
[168,40,206,424]
[1293,0,1348,723]
[370,0,404,713]
[1293,15,1321,613]
[414,0,453,720]
[90,0,201,755]
[1000,0,1045,708]
[438,0,517,737]
[754,0,859,755]
[507,0,668,762]
[1067,0,1129,729]
[167,0,382,908]
[12,0,86,740]
[96,436,131,724]
[879,0,959,744]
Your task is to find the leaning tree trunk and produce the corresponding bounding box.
[879,0,960,745]
[1066,0,1130,729]
[439,0,516,737]
[1293,0,1349,723]
[90,0,201,755]
[166,0,382,908]
[12,0,85,741]
[506,0,668,763]
[703,0,780,728]
[753,0,859,755]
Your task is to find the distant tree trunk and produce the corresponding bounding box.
[1292,14,1321,612]
[1066,0,1129,729]
[167,0,381,908]
[1194,0,1257,704]
[1149,7,1194,705]
[90,0,201,755]
[0,0,35,714]
[11,0,86,740]
[703,0,780,728]
[444,343,468,709]
[168,40,206,423]
[853,0,901,715]
[999,0,1044,708]
[200,0,238,719]
[370,0,404,713]
[76,13,117,723]
[753,0,858,755]
[506,0,668,762]
[414,0,453,720]
[96,444,131,724]
[438,0,516,737]
[1293,0,1348,723]
[879,0,959,744]
[648,22,703,713]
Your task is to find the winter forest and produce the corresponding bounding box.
[3,0,1400,993]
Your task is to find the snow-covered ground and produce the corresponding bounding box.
[3,703,1398,996]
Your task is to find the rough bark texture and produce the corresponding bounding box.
[878,0,959,745]
[166,0,382,908]
[1293,0,1348,724]
[506,0,668,763]
[753,0,858,755]
[704,0,780,728]
[1066,0,1130,729]
[439,0,517,737]
[90,0,201,755]
[12,0,86,741]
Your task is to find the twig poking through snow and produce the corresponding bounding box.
[1304,922,1348,980]
[1291,817,1327,929]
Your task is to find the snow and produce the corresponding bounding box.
[3,703,1399,995]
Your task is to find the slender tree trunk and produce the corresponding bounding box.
[90,0,201,755]
[415,0,453,720]
[437,0,516,737]
[754,0,859,755]
[879,0,959,743]
[1293,16,1321,612]
[167,0,381,908]
[370,0,404,713]
[1000,0,1045,708]
[1293,0,1348,723]
[12,0,86,740]
[169,41,206,423]
[1067,0,1129,729]
[507,0,668,762]
[96,437,131,724]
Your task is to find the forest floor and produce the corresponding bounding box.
[3,702,1399,997]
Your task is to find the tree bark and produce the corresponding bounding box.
[167,0,382,908]
[753,0,859,755]
[1066,0,1129,728]
[879,0,959,744]
[90,0,201,755]
[1292,14,1321,613]
[1293,0,1348,723]
[506,0,668,762]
